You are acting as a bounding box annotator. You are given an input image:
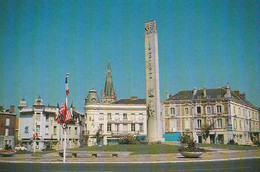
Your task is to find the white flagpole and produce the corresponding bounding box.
[63,73,69,163]
[63,127,66,162]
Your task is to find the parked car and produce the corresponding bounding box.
[14,145,27,151]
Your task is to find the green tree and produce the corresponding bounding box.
[95,129,102,146]
[201,123,213,143]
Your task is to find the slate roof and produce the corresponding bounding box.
[166,87,258,109]
[113,98,146,105]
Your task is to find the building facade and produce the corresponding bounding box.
[0,106,16,149]
[163,84,260,144]
[84,62,147,146]
[18,97,82,151]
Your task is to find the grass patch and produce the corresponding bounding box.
[69,144,180,154]
[199,144,260,150]
[31,149,58,156]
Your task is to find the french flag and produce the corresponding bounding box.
[65,74,70,96]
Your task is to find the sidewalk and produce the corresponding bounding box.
[1,149,260,163]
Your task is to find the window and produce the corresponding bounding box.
[234,119,237,129]
[217,106,222,113]
[217,119,222,128]
[139,113,143,116]
[197,107,201,114]
[140,124,143,132]
[185,108,189,115]
[69,127,71,135]
[123,113,127,119]
[107,113,111,119]
[6,118,10,126]
[123,124,128,132]
[131,124,135,131]
[197,119,202,128]
[115,113,119,116]
[170,108,175,115]
[75,127,78,135]
[36,113,41,121]
[36,125,40,133]
[115,124,119,131]
[99,124,103,131]
[45,125,49,135]
[206,107,211,114]
[5,128,9,136]
[54,126,57,135]
[46,114,49,122]
[185,119,190,129]
[107,124,111,132]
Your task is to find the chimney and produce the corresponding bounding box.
[226,83,231,98]
[10,105,15,113]
[193,87,197,96]
[240,93,246,99]
[233,90,240,96]
[131,96,138,100]
[203,86,206,98]
[166,91,169,99]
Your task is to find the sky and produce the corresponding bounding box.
[0,0,259,112]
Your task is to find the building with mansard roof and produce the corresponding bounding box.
[84,61,147,146]
[163,83,260,144]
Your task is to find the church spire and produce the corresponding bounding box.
[102,60,117,103]
[104,60,114,96]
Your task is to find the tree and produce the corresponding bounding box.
[201,123,213,143]
[0,106,4,112]
[95,129,102,146]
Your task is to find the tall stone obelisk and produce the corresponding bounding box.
[145,20,164,142]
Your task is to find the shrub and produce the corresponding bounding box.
[253,140,260,146]
[119,135,138,145]
[178,135,204,152]
[179,134,192,144]
[227,139,237,145]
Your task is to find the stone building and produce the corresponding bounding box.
[0,106,16,149]
[84,62,147,146]
[163,84,260,144]
[18,96,82,151]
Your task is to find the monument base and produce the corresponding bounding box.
[146,137,165,143]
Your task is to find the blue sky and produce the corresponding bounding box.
[0,0,259,112]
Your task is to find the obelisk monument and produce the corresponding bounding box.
[145,20,164,142]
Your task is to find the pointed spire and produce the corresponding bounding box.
[104,60,114,96]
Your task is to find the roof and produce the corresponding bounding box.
[113,98,146,105]
[166,87,258,109]
[0,111,16,116]
[168,88,226,100]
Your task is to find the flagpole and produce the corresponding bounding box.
[63,73,69,163]
[63,127,66,162]
[34,121,36,153]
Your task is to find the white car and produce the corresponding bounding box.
[15,145,27,151]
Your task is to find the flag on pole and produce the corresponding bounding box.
[55,103,60,123]
[65,75,69,96]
